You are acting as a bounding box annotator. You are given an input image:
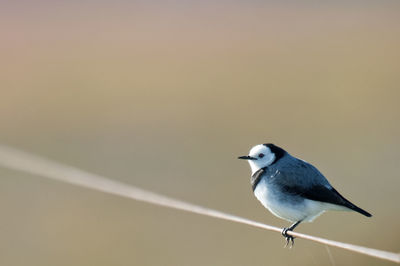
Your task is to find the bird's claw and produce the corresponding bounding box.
[282,227,295,248]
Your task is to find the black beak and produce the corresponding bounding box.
[238,155,257,160]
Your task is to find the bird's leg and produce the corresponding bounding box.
[282,221,301,248]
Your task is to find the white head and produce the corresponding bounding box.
[238,143,286,175]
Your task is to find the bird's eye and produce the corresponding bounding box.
[258,153,265,158]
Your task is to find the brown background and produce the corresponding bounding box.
[1,1,399,265]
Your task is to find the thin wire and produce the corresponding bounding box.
[0,145,398,264]
[325,245,336,266]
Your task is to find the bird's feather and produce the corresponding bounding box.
[264,155,372,217]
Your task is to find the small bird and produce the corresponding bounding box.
[238,143,371,246]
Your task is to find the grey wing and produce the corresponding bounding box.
[272,156,332,189]
[272,157,372,217]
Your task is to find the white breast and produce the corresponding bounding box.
[253,178,327,222]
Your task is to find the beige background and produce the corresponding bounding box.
[1,1,399,265]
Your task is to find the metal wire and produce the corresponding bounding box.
[0,145,398,264]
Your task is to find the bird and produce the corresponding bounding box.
[238,143,371,247]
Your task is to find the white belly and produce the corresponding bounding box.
[253,178,327,222]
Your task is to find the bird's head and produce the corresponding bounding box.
[238,143,286,174]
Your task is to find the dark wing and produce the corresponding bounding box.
[282,183,372,217]
[270,157,372,217]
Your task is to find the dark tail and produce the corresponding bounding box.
[333,188,372,217]
[345,201,372,217]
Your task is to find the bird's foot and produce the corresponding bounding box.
[281,227,295,248]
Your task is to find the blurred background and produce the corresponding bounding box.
[1,1,399,265]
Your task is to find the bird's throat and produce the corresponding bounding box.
[251,168,265,191]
